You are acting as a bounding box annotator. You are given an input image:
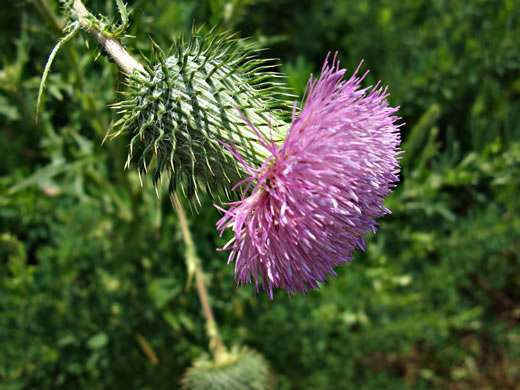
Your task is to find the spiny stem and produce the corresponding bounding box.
[171,193,226,360]
[71,0,144,75]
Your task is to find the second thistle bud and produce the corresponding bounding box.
[109,33,290,199]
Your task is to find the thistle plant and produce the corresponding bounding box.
[37,0,402,386]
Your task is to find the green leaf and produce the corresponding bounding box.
[87,333,109,349]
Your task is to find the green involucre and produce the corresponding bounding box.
[109,33,291,200]
[182,346,273,390]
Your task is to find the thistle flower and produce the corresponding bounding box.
[216,54,403,299]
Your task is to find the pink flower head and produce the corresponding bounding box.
[216,53,403,300]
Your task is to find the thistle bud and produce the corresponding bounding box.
[109,33,290,199]
[182,346,273,390]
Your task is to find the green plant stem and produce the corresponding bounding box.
[171,193,226,360]
[34,0,107,135]
[71,0,144,75]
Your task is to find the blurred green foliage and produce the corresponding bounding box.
[1,0,520,389]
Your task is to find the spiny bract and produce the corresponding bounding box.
[109,32,291,200]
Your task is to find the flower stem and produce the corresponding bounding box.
[171,193,226,360]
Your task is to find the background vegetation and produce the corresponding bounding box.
[1,0,519,389]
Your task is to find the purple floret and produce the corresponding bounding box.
[216,53,403,299]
